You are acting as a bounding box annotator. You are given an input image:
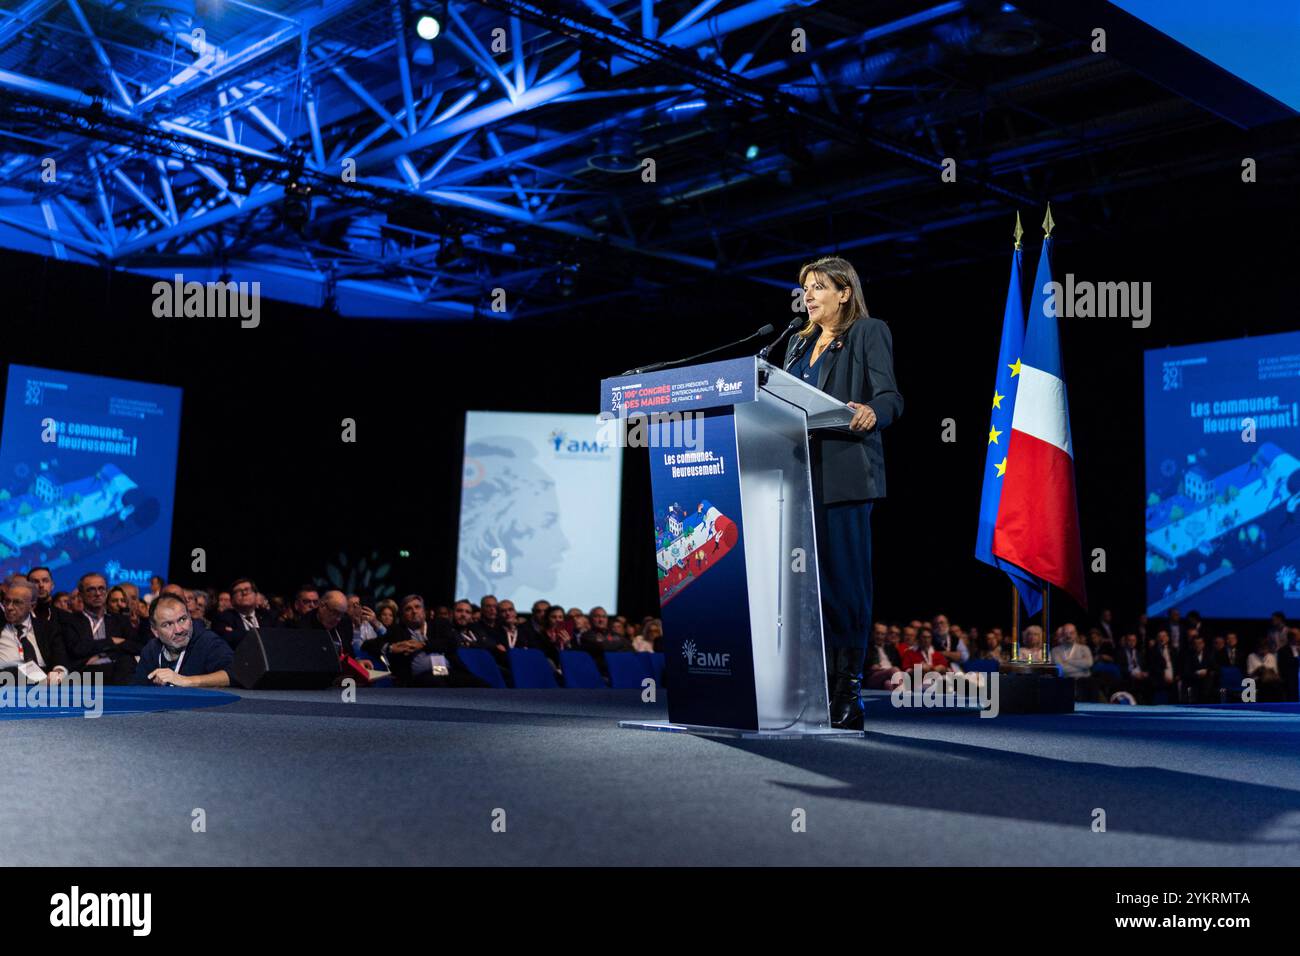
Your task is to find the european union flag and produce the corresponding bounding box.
[975,221,1043,616]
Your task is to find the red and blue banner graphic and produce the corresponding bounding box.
[647,408,757,729]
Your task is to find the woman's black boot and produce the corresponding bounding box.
[830,647,866,730]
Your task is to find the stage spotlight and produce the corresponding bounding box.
[415,10,441,41]
[435,235,464,267]
[556,265,577,298]
[745,144,760,161]
[577,45,611,87]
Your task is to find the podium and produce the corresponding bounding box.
[599,356,864,738]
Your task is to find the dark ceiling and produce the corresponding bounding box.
[0,0,1296,319]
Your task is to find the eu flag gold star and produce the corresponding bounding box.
[988,425,1002,445]
[992,390,1004,409]
[1008,358,1022,377]
[995,457,1007,477]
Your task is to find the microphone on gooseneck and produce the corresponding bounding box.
[758,316,807,362]
[621,323,776,376]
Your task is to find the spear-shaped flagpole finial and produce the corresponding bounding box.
[1013,210,1024,250]
[1043,202,1055,238]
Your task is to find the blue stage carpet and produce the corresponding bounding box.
[1,687,1296,865]
[0,685,237,721]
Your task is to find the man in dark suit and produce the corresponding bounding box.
[286,585,321,627]
[290,590,356,659]
[471,594,502,645]
[578,606,630,675]
[61,572,139,683]
[1117,633,1149,702]
[1181,633,1217,703]
[1215,632,1245,670]
[25,566,59,624]
[517,599,551,650]
[1278,628,1300,702]
[0,583,69,680]
[212,577,274,648]
[364,594,486,687]
[1098,608,1115,645]
[442,598,505,662]
[1146,630,1177,701]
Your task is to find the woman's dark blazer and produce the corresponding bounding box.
[783,316,902,504]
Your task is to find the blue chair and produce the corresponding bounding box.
[651,652,665,686]
[457,648,507,688]
[560,650,607,688]
[507,648,559,688]
[606,651,655,689]
[963,658,1000,673]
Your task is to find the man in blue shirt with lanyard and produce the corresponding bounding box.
[133,593,235,687]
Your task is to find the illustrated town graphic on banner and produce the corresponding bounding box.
[655,499,739,606]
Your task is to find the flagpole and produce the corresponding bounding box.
[1011,582,1020,661]
[1039,203,1054,667]
[1042,585,1051,664]
[1009,211,1024,665]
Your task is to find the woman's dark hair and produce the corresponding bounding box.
[796,256,869,339]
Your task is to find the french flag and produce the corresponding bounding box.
[993,234,1087,608]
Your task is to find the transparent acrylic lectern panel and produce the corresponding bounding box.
[733,390,833,732]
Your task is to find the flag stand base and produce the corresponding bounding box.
[997,661,1075,714]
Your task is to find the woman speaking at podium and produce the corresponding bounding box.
[783,256,902,730]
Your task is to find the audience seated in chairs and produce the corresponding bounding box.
[364,594,487,688]
[5,563,1294,712]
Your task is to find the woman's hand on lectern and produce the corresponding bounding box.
[846,402,877,432]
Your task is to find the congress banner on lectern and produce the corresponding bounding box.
[647,409,758,729]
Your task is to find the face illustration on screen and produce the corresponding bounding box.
[458,438,569,601]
